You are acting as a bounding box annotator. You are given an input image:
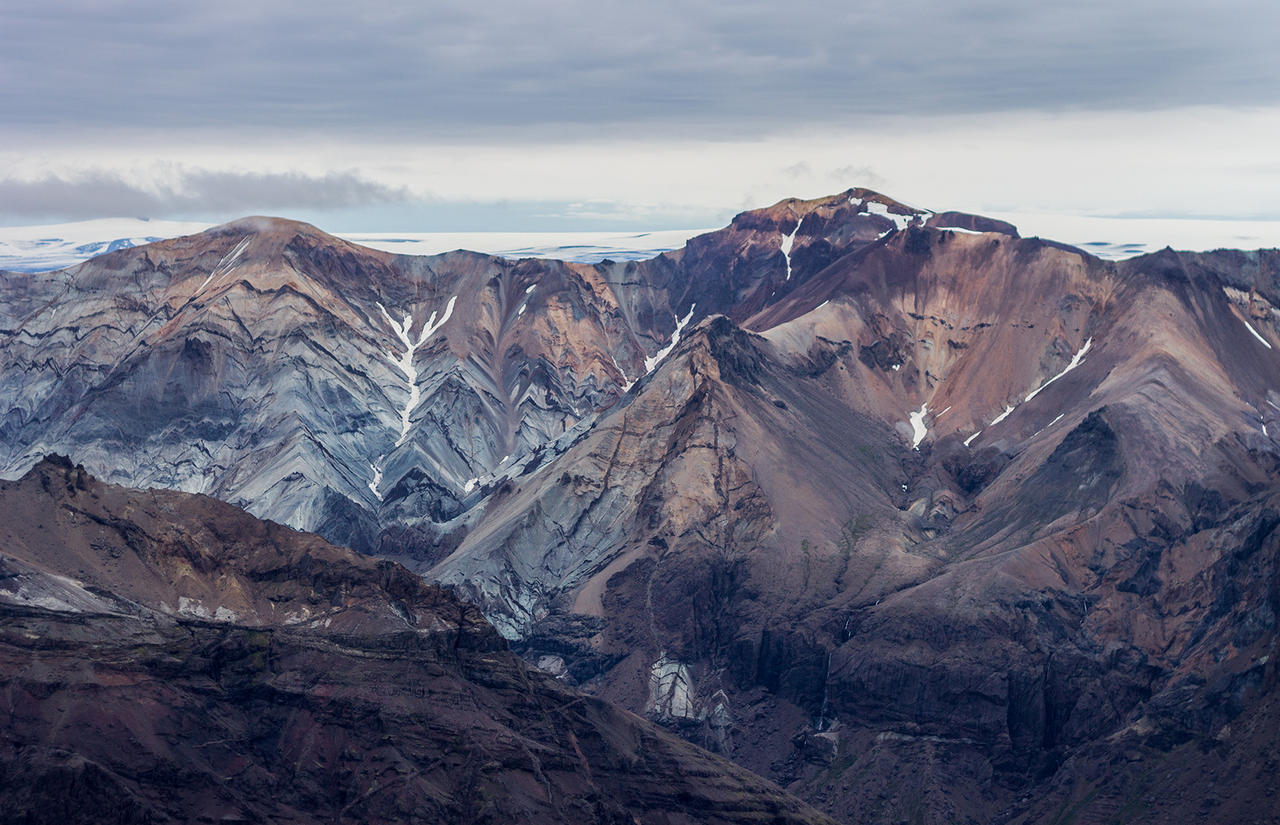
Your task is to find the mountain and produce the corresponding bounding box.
[0,455,833,825]
[0,218,702,272]
[0,191,925,553]
[3,189,1279,823]
[8,213,1280,274]
[430,224,1280,823]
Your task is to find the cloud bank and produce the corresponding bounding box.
[0,169,409,221]
[2,1,1277,228]
[3,0,1276,137]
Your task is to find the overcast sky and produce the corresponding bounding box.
[2,0,1278,230]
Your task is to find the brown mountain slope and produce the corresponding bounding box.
[0,456,835,825]
[426,226,1280,823]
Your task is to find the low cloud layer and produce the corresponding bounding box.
[3,0,1276,138]
[0,169,410,221]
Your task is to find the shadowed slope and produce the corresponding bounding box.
[0,456,835,825]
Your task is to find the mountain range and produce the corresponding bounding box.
[0,218,709,273]
[7,211,1280,274]
[3,189,1278,824]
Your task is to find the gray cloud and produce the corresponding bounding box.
[0,169,410,221]
[782,162,812,179]
[827,166,885,189]
[2,0,1276,139]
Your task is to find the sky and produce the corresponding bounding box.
[2,0,1278,232]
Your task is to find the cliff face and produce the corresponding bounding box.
[3,191,1280,823]
[0,456,834,825]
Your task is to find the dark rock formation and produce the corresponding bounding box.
[0,457,834,825]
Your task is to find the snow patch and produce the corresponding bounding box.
[644,304,696,374]
[909,403,929,450]
[963,430,982,447]
[196,235,251,295]
[648,654,696,719]
[1242,318,1273,349]
[377,295,457,446]
[0,568,115,614]
[1031,413,1067,439]
[865,200,917,232]
[611,354,635,392]
[366,295,458,499]
[990,404,1017,427]
[1025,338,1093,402]
[780,219,801,280]
[463,477,477,493]
[25,595,80,611]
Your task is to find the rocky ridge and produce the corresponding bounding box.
[0,456,834,825]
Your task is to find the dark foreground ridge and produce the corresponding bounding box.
[0,456,834,825]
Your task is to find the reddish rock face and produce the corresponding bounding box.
[0,457,834,825]
[4,191,1280,824]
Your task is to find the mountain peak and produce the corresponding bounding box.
[746,188,929,224]
[211,214,331,238]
